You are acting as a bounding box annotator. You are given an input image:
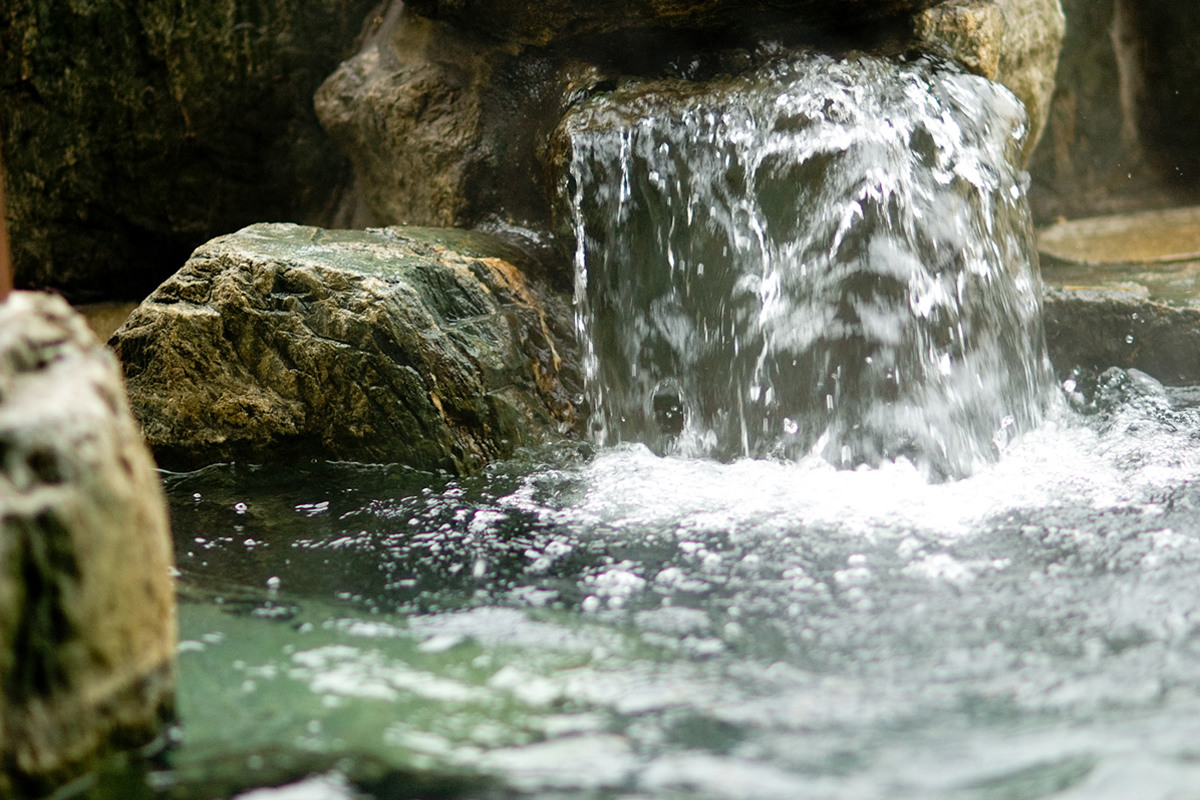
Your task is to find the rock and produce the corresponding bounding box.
[1039,210,1200,384]
[0,293,175,793]
[404,0,946,48]
[1038,206,1200,266]
[317,0,1066,246]
[912,0,1065,164]
[0,0,376,302]
[315,4,560,232]
[110,224,580,473]
[914,1,1004,78]
[1042,286,1200,385]
[1026,0,1200,222]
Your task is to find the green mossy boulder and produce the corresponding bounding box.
[111,224,581,472]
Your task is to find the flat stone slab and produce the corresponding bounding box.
[1039,206,1200,266]
[1041,212,1200,383]
[111,224,580,473]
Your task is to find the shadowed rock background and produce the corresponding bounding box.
[2,0,1198,302]
[1027,0,1200,221]
[0,0,376,302]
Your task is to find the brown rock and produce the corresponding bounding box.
[111,224,580,473]
[0,292,176,793]
[913,0,1065,164]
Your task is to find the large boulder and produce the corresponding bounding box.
[0,293,175,793]
[111,224,580,473]
[315,0,1064,247]
[0,0,376,302]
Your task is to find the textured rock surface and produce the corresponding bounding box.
[1026,0,1200,222]
[111,224,580,472]
[404,0,946,47]
[317,0,1064,247]
[1043,286,1200,385]
[913,0,1065,164]
[0,0,375,301]
[316,4,545,231]
[0,293,175,793]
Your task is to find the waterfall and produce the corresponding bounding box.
[558,53,1055,478]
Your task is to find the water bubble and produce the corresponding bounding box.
[1126,335,1135,344]
[234,501,248,515]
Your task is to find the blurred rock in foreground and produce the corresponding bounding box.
[0,293,176,794]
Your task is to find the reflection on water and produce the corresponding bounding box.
[82,368,1200,799]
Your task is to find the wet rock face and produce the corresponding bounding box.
[404,0,946,47]
[0,293,175,793]
[111,224,580,473]
[0,0,375,302]
[913,0,1065,164]
[1027,0,1200,222]
[316,0,1063,247]
[315,5,560,232]
[1043,287,1200,385]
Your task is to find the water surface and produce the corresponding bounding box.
[80,367,1200,800]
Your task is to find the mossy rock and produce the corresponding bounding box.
[111,223,582,472]
[0,0,375,302]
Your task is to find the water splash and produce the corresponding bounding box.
[558,53,1054,477]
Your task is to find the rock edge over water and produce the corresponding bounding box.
[112,224,580,473]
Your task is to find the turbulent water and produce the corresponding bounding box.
[92,367,1200,800]
[560,54,1053,477]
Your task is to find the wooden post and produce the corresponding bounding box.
[0,148,12,302]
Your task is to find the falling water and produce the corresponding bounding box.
[559,53,1055,477]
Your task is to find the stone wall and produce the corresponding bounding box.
[1027,0,1200,223]
[0,0,376,302]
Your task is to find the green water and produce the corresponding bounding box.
[66,368,1200,800]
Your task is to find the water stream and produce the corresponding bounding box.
[560,54,1052,478]
[80,54,1200,800]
